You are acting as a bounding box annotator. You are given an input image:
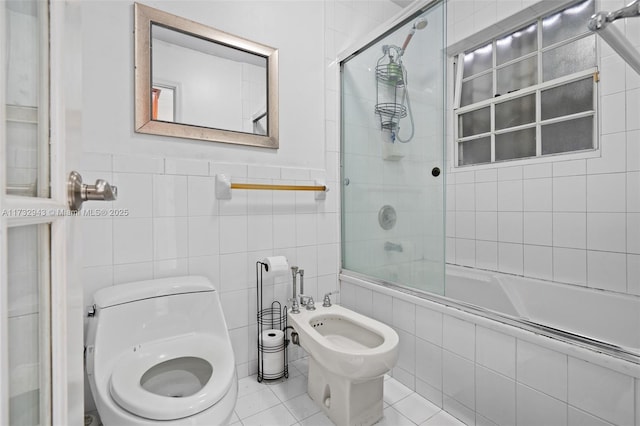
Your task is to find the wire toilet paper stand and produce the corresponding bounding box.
[256,261,289,382]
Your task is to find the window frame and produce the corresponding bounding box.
[452,6,599,169]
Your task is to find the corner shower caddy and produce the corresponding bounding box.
[256,261,289,382]
[374,46,407,132]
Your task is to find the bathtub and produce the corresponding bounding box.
[445,265,640,356]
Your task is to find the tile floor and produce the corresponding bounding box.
[230,357,466,426]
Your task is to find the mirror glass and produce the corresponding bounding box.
[151,25,268,135]
[135,3,279,148]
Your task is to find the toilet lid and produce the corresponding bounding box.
[109,333,235,421]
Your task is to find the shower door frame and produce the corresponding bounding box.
[337,0,447,293]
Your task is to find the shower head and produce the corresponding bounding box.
[401,17,428,54]
[413,18,428,30]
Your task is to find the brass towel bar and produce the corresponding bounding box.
[230,183,327,192]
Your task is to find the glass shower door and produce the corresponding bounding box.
[341,1,446,295]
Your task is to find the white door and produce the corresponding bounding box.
[1,1,86,424]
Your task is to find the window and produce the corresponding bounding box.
[453,0,597,167]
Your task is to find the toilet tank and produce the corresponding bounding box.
[86,276,230,375]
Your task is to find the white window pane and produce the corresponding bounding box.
[496,56,537,96]
[541,116,593,155]
[463,44,492,78]
[458,107,490,137]
[5,0,49,198]
[8,224,50,426]
[542,35,596,82]
[496,24,537,65]
[495,127,536,161]
[461,73,493,107]
[459,137,491,166]
[495,94,535,130]
[542,0,594,48]
[541,77,593,120]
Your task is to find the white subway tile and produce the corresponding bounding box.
[153,174,188,217]
[219,216,248,254]
[443,395,475,426]
[553,160,586,177]
[112,173,152,217]
[219,253,248,292]
[81,152,112,172]
[628,254,640,295]
[599,54,626,95]
[416,306,443,346]
[316,212,339,245]
[153,258,188,279]
[447,211,456,238]
[446,237,456,264]
[497,166,522,181]
[475,168,497,182]
[523,163,552,179]
[627,130,640,171]
[393,297,416,334]
[476,366,516,426]
[517,340,567,401]
[456,171,475,184]
[396,329,416,376]
[247,165,280,179]
[476,327,515,378]
[447,185,456,211]
[455,212,475,239]
[113,218,152,264]
[523,178,552,211]
[627,172,640,212]
[587,212,626,252]
[113,155,163,174]
[568,358,635,426]
[188,255,220,289]
[587,250,627,292]
[246,178,272,216]
[187,216,219,257]
[476,240,498,271]
[296,214,317,247]
[628,213,640,254]
[455,238,476,267]
[281,168,310,181]
[443,316,475,361]
[153,217,188,261]
[586,132,626,174]
[498,242,523,275]
[247,215,273,252]
[475,182,498,211]
[553,176,586,212]
[371,291,392,325]
[516,384,567,426]
[113,262,153,285]
[221,290,250,329]
[498,180,523,211]
[498,212,523,243]
[187,176,217,216]
[587,173,626,212]
[626,88,640,131]
[456,183,476,211]
[553,247,587,285]
[165,158,208,176]
[524,212,552,246]
[273,214,296,249]
[82,218,113,267]
[442,351,475,410]
[601,92,626,134]
[211,163,247,178]
[317,243,338,277]
[553,212,586,249]
[523,245,553,281]
[296,245,317,278]
[476,211,498,241]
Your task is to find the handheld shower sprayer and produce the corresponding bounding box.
[401,18,428,55]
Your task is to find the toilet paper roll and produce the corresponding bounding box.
[261,256,289,277]
[259,329,285,377]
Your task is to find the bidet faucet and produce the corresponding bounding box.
[290,266,300,314]
[300,295,316,310]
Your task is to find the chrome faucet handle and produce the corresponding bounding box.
[299,294,316,310]
[323,291,339,307]
[288,297,300,314]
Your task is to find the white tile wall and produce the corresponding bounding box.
[446,0,640,298]
[342,278,640,426]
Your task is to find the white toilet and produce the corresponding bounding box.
[85,276,238,425]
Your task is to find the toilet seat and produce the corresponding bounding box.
[109,333,235,421]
